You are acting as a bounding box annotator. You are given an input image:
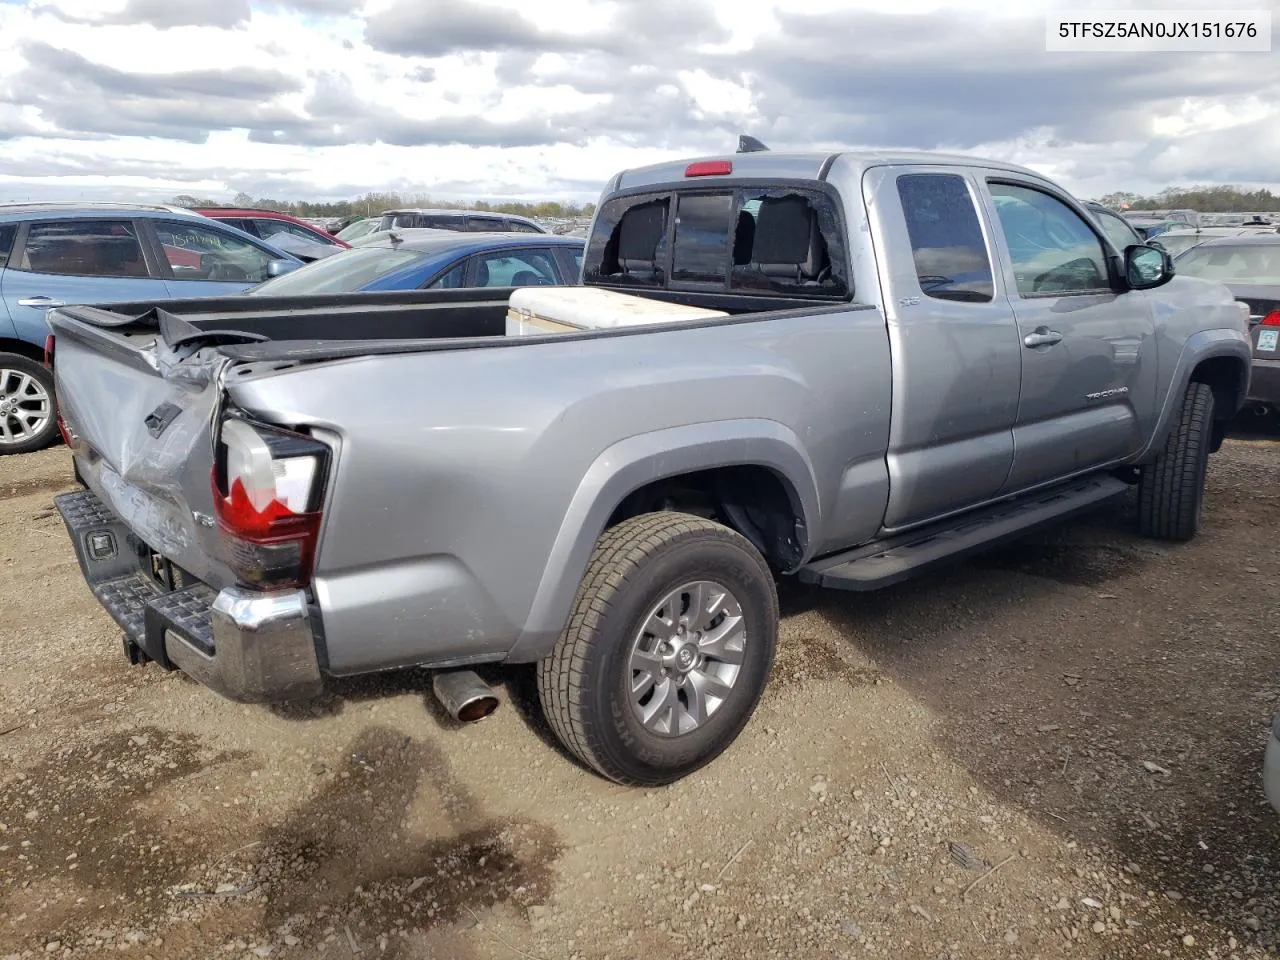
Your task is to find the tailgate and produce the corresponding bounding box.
[51,309,235,589]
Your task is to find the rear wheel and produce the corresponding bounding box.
[537,511,778,786]
[0,353,57,456]
[1137,381,1214,541]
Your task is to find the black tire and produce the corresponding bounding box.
[0,352,59,456]
[536,511,779,786]
[1137,381,1214,541]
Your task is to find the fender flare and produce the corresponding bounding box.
[1134,327,1252,462]
[504,418,821,662]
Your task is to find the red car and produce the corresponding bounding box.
[193,208,350,260]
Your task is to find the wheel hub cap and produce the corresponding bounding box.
[626,579,748,737]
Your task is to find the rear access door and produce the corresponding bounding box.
[862,164,1022,530]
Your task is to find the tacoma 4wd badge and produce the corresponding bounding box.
[1085,386,1130,401]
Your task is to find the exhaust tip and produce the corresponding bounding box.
[457,695,500,722]
[432,669,500,723]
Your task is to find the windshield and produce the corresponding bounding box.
[246,246,424,295]
[335,219,379,242]
[1156,234,1205,258]
[1175,243,1280,285]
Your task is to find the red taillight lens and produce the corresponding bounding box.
[685,160,732,177]
[212,417,329,588]
[43,335,55,369]
[1263,310,1280,327]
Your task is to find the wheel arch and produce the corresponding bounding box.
[1135,330,1252,462]
[0,337,47,364]
[504,419,820,662]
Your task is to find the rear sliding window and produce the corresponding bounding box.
[585,187,849,298]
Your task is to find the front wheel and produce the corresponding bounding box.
[0,353,58,455]
[537,511,779,786]
[1137,381,1215,541]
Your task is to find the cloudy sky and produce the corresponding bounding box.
[0,0,1276,206]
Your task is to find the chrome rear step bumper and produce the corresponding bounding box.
[55,489,323,703]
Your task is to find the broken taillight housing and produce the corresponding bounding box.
[212,417,330,588]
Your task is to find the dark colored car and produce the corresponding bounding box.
[1174,234,1280,412]
[245,231,585,296]
[194,208,350,260]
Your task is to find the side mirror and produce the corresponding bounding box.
[1146,238,1167,253]
[267,258,300,278]
[1125,244,1173,290]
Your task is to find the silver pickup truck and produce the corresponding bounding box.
[48,148,1252,786]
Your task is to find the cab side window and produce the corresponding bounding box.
[988,182,1111,296]
[896,174,994,302]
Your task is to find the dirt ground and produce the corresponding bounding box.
[1,424,1278,960]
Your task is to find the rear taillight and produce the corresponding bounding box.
[1264,310,1280,327]
[43,335,55,369]
[212,417,330,588]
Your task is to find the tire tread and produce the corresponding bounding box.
[1137,381,1214,541]
[536,511,775,784]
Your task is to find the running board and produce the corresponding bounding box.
[798,474,1129,591]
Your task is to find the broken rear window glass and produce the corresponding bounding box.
[586,187,849,299]
[584,195,670,288]
[728,189,849,299]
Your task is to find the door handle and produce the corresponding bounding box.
[17,296,65,308]
[1024,329,1063,348]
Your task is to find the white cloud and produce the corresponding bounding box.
[0,0,1275,204]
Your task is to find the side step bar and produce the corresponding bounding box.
[798,474,1129,592]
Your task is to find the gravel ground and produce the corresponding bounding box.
[1,427,1277,960]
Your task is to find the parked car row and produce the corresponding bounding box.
[0,202,304,452]
[0,199,587,454]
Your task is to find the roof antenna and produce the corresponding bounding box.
[737,134,769,153]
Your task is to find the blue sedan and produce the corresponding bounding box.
[246,231,586,296]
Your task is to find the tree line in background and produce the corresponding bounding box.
[1092,184,1280,212]
[170,191,596,220]
[168,184,1280,219]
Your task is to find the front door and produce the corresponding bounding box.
[981,180,1158,492]
[864,166,1022,530]
[142,219,282,297]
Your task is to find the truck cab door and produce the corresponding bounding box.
[864,166,1021,530]
[980,179,1158,493]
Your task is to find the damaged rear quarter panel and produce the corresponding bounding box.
[223,307,891,675]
